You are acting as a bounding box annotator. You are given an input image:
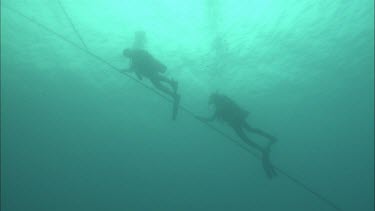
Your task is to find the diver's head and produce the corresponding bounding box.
[123,48,133,57]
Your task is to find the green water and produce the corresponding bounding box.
[1,0,374,211]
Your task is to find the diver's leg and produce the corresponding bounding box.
[151,77,180,120]
[232,125,263,153]
[150,78,177,99]
[233,124,276,178]
[244,122,277,148]
[158,75,178,93]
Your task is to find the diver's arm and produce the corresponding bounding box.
[121,63,142,80]
[135,71,143,80]
[120,67,142,80]
[195,113,216,122]
[120,58,136,73]
[120,59,135,73]
[127,59,143,80]
[120,68,133,73]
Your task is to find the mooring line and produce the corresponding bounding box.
[2,4,343,211]
[57,0,89,50]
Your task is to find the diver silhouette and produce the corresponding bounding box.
[196,92,278,178]
[121,48,181,120]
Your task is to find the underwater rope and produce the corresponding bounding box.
[2,4,343,211]
[57,0,89,51]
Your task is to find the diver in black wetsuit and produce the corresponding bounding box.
[196,92,278,178]
[121,48,181,120]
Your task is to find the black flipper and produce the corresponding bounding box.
[172,94,180,120]
[262,149,277,179]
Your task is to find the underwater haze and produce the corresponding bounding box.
[1,0,374,211]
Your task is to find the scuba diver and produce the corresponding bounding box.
[196,92,278,179]
[121,48,181,120]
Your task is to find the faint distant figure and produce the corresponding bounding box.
[121,48,181,120]
[196,92,278,178]
[132,30,147,50]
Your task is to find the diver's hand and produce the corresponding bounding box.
[195,115,204,121]
[195,114,216,122]
[120,68,130,73]
[195,116,207,122]
[136,72,143,80]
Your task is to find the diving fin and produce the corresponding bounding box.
[262,150,277,179]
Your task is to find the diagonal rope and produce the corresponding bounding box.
[2,4,343,211]
[57,0,89,51]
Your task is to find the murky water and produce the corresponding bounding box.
[1,0,373,210]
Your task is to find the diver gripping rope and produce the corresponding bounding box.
[2,4,343,211]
